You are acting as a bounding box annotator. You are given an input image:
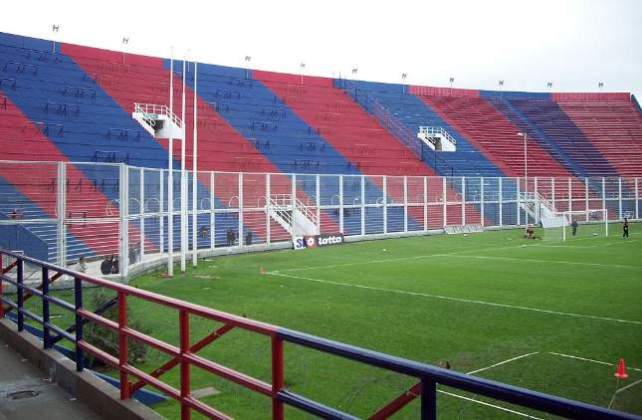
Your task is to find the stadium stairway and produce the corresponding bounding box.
[484,92,619,178]
[255,72,481,229]
[64,44,337,239]
[167,61,405,233]
[0,94,145,263]
[554,93,642,176]
[347,81,506,178]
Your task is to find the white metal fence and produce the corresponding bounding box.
[1,161,639,279]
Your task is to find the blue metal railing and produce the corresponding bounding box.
[1,249,639,420]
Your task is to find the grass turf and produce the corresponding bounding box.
[23,226,642,418]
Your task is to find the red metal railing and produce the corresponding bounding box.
[0,249,637,420]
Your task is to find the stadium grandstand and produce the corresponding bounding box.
[1,4,641,419]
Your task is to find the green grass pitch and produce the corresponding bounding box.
[42,225,642,418]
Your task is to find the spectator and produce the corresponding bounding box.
[9,209,23,220]
[78,256,87,273]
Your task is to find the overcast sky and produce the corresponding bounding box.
[3,0,641,97]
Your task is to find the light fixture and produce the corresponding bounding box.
[498,80,504,87]
[351,67,358,74]
[401,73,407,80]
[244,55,252,62]
[122,37,130,45]
[300,62,306,69]
[547,82,553,89]
[52,24,60,32]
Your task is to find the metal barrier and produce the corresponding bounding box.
[0,249,637,420]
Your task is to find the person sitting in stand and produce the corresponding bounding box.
[78,255,87,273]
[100,255,114,275]
[9,208,23,220]
[111,255,120,274]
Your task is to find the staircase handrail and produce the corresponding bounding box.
[295,198,317,225]
[341,88,455,176]
[134,102,183,129]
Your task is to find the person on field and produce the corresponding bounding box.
[623,218,629,238]
[571,220,578,236]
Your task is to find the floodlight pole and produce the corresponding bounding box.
[180,56,187,273]
[167,51,174,277]
[192,61,198,267]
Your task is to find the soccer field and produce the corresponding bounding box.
[124,226,642,419]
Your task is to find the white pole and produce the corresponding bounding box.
[180,56,187,272]
[192,61,198,267]
[167,51,174,277]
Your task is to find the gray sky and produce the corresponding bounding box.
[3,0,642,97]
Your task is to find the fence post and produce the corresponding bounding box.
[499,178,503,227]
[17,257,24,332]
[160,169,165,254]
[461,177,466,226]
[266,173,271,245]
[316,174,321,234]
[618,177,623,219]
[602,177,606,217]
[424,177,428,231]
[290,173,296,238]
[383,176,388,234]
[0,253,3,319]
[119,164,129,279]
[271,337,285,420]
[140,168,145,260]
[42,267,51,349]
[551,177,556,212]
[403,176,408,233]
[118,291,131,399]
[420,377,437,420]
[568,178,572,213]
[517,178,521,226]
[57,162,67,267]
[480,178,485,227]
[632,177,640,220]
[361,176,366,235]
[442,178,447,228]
[74,275,84,371]
[179,310,191,420]
[239,172,244,247]
[211,172,216,249]
[339,175,344,234]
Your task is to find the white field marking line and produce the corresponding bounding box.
[548,352,642,372]
[536,239,639,249]
[279,242,548,273]
[267,271,642,326]
[437,390,543,419]
[466,352,540,375]
[616,378,642,394]
[444,254,642,271]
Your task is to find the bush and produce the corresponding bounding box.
[84,289,150,365]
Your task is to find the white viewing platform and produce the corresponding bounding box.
[132,103,184,139]
[418,126,457,152]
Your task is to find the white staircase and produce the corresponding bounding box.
[132,103,184,139]
[519,192,566,228]
[267,194,318,236]
[417,126,457,152]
